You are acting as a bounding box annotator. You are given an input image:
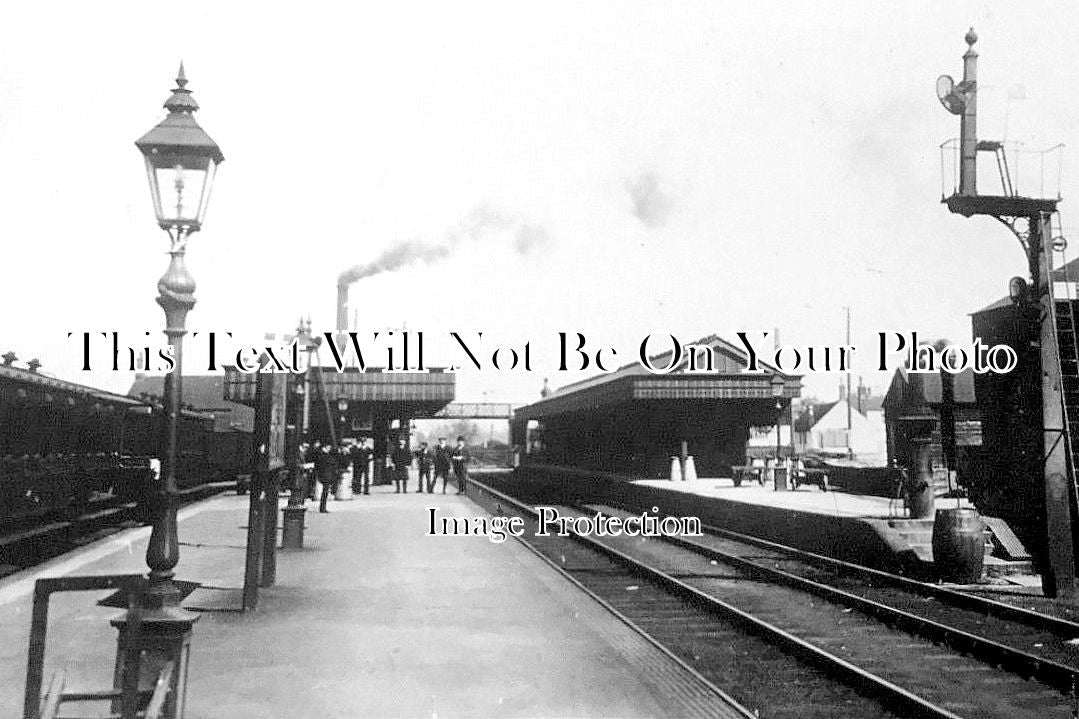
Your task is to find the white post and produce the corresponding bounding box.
[336,467,354,501]
[683,456,697,481]
[669,456,683,482]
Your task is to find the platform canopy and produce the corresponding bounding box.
[513,335,801,478]
[224,366,455,417]
[515,334,799,422]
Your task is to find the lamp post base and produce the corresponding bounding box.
[111,607,198,719]
[281,505,307,550]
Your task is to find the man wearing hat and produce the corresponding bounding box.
[414,441,434,493]
[450,436,471,494]
[350,439,373,495]
[392,436,413,493]
[433,437,452,494]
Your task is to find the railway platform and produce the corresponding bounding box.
[0,482,739,718]
[637,478,1035,583]
[517,465,1037,585]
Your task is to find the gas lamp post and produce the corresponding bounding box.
[120,63,224,719]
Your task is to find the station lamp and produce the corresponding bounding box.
[136,63,224,235]
[770,373,785,402]
[117,63,224,719]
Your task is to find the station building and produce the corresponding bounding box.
[223,366,455,482]
[511,335,800,478]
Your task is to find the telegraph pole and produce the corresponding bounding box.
[845,306,852,457]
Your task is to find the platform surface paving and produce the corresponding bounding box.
[637,478,974,518]
[0,486,732,718]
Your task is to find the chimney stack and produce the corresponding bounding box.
[336,282,349,354]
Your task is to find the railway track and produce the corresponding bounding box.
[594,502,1079,684]
[469,475,1077,718]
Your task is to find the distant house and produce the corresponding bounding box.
[127,374,254,433]
[792,398,887,463]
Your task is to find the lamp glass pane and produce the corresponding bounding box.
[195,159,218,225]
[142,156,164,224]
[144,152,216,225]
[153,164,207,224]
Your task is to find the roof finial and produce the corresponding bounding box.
[163,61,198,114]
[965,26,978,47]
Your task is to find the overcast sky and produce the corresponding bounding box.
[2,2,1077,405]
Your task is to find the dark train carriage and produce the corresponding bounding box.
[1,362,252,531]
[129,373,255,485]
[0,362,158,527]
[208,427,254,482]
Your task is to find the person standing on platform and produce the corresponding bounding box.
[451,436,471,494]
[337,443,350,491]
[414,441,434,493]
[301,442,316,499]
[392,437,413,493]
[316,444,337,513]
[351,440,372,495]
[434,437,452,494]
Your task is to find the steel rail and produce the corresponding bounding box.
[477,493,757,719]
[565,501,1079,696]
[691,517,1079,638]
[471,478,964,719]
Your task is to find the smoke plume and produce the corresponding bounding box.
[338,240,451,286]
[337,204,549,288]
[627,171,675,230]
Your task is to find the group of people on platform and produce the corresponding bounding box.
[302,436,471,513]
[392,436,471,495]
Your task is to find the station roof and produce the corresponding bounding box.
[223,366,455,415]
[514,334,800,422]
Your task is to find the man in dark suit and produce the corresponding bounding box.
[316,444,337,513]
[414,441,434,493]
[451,436,470,495]
[351,440,372,495]
[392,437,413,493]
[433,437,452,494]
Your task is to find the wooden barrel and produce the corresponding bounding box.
[932,508,985,583]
